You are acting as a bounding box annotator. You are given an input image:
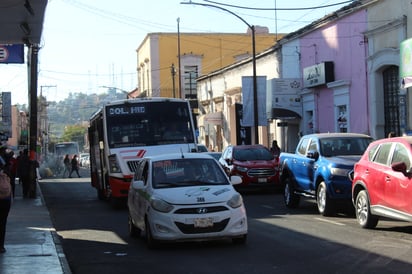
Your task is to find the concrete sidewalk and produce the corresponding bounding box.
[0,180,71,274]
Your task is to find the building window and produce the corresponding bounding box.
[306,110,313,134]
[382,66,400,137]
[337,105,347,133]
[183,66,198,100]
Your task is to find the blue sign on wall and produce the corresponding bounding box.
[0,44,24,64]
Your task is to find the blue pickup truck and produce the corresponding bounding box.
[279,133,373,216]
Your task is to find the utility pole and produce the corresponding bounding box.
[177,17,182,99]
[28,43,39,198]
[171,63,176,98]
[181,1,259,144]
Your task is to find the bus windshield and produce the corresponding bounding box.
[55,142,79,157]
[105,101,195,148]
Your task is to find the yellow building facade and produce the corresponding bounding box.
[136,32,279,99]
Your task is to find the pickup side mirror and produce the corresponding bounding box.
[306,150,319,160]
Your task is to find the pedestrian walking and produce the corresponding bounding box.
[69,154,81,178]
[62,154,71,178]
[270,140,281,157]
[5,151,17,198]
[0,158,12,253]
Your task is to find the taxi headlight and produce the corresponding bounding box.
[151,197,174,213]
[227,193,243,208]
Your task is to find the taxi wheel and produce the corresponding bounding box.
[128,215,141,238]
[145,218,158,249]
[232,234,247,245]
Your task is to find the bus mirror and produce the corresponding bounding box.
[99,141,104,150]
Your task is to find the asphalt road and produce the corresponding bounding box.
[39,170,412,274]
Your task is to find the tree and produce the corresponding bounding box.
[61,124,87,151]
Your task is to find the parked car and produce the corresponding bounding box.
[79,153,89,167]
[219,144,280,190]
[280,133,373,216]
[352,136,412,229]
[206,152,222,161]
[82,156,90,168]
[127,153,247,248]
[197,144,208,152]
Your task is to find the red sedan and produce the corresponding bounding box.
[218,144,280,190]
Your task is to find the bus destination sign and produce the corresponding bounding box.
[107,105,146,116]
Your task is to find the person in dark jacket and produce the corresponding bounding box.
[69,155,81,178]
[0,147,12,253]
[270,140,281,157]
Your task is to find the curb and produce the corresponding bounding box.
[36,180,72,274]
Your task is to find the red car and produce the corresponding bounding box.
[218,144,280,190]
[352,136,412,229]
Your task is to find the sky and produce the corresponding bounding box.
[0,0,354,105]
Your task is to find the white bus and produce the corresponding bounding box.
[54,141,80,158]
[88,97,199,204]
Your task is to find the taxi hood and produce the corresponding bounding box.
[155,185,235,204]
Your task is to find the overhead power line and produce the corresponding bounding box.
[201,0,355,11]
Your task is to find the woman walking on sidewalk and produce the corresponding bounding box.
[0,148,12,253]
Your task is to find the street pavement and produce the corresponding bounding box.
[0,179,71,274]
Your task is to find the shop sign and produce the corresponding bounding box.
[303,61,334,88]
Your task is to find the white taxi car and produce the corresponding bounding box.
[127,153,247,248]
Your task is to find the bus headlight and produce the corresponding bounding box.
[108,155,122,173]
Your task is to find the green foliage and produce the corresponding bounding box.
[16,90,128,153]
[61,124,88,150]
[46,91,127,151]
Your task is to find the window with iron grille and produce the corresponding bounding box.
[382,66,400,137]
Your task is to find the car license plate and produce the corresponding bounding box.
[258,177,267,183]
[194,217,213,228]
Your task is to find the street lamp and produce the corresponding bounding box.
[180,1,259,144]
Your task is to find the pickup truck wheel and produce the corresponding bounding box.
[355,190,379,229]
[316,181,334,216]
[284,178,300,208]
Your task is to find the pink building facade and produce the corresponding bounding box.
[299,10,369,136]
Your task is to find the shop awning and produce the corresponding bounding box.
[271,108,301,120]
[204,112,223,125]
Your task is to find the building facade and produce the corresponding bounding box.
[365,0,412,139]
[135,31,279,100]
[196,0,412,152]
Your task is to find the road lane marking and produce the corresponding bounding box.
[315,217,346,226]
